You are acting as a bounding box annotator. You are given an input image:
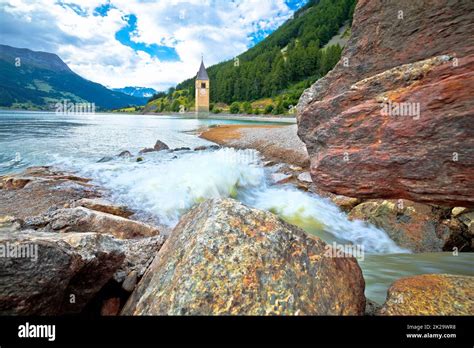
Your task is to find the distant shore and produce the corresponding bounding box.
[142,111,297,123]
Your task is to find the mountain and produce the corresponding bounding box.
[0,44,148,110]
[112,86,157,98]
[146,0,355,114]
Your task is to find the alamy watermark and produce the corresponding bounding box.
[324,242,365,261]
[380,100,420,120]
[0,242,38,262]
[55,99,95,115]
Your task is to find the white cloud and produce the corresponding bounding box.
[1,0,298,91]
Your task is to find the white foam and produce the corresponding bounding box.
[54,147,409,254]
[248,187,409,254]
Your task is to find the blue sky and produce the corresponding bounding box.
[0,0,308,90]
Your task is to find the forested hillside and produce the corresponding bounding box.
[146,0,355,114]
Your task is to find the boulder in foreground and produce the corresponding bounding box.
[122,198,365,315]
[379,274,474,315]
[0,231,124,315]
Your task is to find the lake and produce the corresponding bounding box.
[1,110,473,304]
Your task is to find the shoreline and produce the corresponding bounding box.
[200,123,309,168]
[1,109,297,124]
[141,111,297,123]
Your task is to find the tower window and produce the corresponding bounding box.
[201,82,206,88]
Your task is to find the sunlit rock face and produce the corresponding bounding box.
[122,199,366,316]
[297,0,474,208]
[378,274,474,316]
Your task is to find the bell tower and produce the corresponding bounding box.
[195,58,210,115]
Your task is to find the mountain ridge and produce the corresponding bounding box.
[0,44,147,110]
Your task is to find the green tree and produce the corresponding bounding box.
[242,101,252,114]
[230,102,241,114]
[264,105,274,114]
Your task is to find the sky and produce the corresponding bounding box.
[0,0,308,91]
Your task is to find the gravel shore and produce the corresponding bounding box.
[200,124,309,167]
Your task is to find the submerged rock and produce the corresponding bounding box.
[348,199,451,252]
[379,274,474,315]
[170,147,191,152]
[97,156,115,163]
[117,150,132,158]
[154,140,169,151]
[71,198,134,218]
[297,0,474,207]
[138,148,155,155]
[138,140,170,154]
[194,145,220,151]
[0,231,125,315]
[122,198,365,315]
[24,207,160,239]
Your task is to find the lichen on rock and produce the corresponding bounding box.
[122,198,366,315]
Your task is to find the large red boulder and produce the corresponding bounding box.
[297,0,474,207]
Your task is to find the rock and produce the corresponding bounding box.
[25,207,160,239]
[270,173,293,184]
[2,177,31,190]
[136,157,144,162]
[331,195,361,213]
[138,148,155,155]
[458,212,474,228]
[348,199,451,252]
[122,271,138,292]
[0,216,22,232]
[101,298,121,316]
[297,171,312,183]
[297,0,474,208]
[0,168,99,220]
[114,235,166,283]
[0,231,125,315]
[97,156,114,163]
[452,207,468,218]
[138,140,170,154]
[379,274,474,315]
[117,150,132,158]
[122,199,365,315]
[440,218,472,252]
[289,165,302,171]
[154,140,169,151]
[194,145,220,151]
[263,160,276,167]
[171,147,191,152]
[71,198,134,218]
[365,299,382,316]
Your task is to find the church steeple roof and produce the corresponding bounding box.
[196,58,209,81]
